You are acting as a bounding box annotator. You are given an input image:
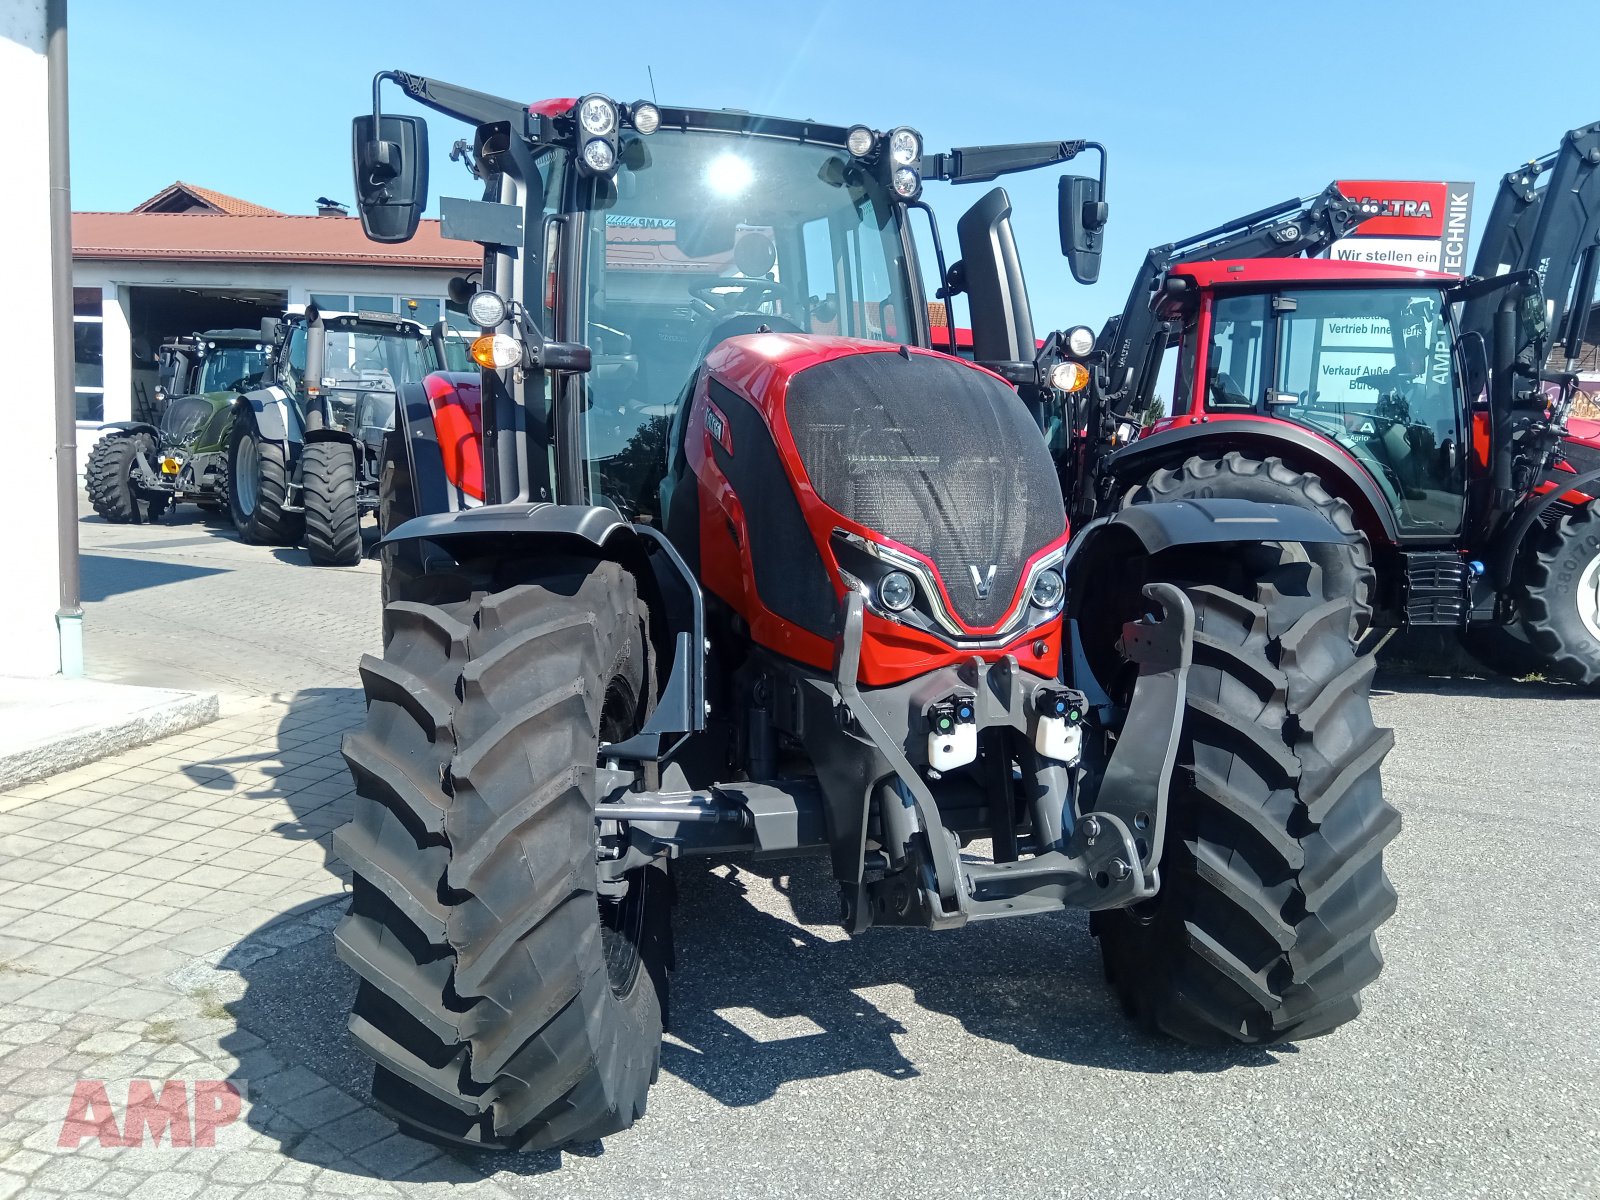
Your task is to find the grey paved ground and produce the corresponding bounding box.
[0,506,1594,1198]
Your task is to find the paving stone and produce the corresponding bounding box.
[93,1168,147,1196]
[350,1131,442,1176]
[82,874,164,901]
[30,1153,113,1193]
[318,1105,397,1153]
[44,890,129,922]
[209,1150,281,1185]
[4,912,86,942]
[125,1172,205,1200]
[12,943,105,978]
[285,1084,364,1127]
[0,1173,25,1200]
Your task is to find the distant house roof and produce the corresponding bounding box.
[72,212,479,270]
[132,182,283,216]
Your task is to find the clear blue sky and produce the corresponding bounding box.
[67,0,1596,327]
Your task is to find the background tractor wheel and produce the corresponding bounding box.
[301,440,362,566]
[334,560,669,1150]
[85,433,147,524]
[1122,452,1376,641]
[227,410,303,545]
[1520,503,1600,687]
[1092,550,1399,1044]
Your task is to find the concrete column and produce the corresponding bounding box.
[102,283,132,423]
[0,4,64,677]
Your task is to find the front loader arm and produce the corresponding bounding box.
[1462,121,1600,358]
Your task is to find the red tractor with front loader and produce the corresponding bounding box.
[1039,125,1599,684]
[333,71,1398,1150]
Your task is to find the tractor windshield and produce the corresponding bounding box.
[195,344,267,395]
[1206,286,1467,535]
[580,128,915,519]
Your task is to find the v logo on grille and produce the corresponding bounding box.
[969,564,997,600]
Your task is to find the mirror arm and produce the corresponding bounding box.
[926,139,1105,187]
[375,70,530,132]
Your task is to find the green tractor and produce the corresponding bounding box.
[227,307,438,565]
[85,328,270,523]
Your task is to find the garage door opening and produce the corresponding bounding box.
[128,285,286,422]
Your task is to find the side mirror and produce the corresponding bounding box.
[259,317,281,345]
[1059,174,1108,285]
[955,187,1036,372]
[352,113,429,243]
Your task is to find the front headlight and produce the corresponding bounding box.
[878,570,916,612]
[577,95,617,137]
[1065,325,1096,357]
[846,125,876,158]
[888,127,921,166]
[582,138,617,173]
[1030,568,1065,610]
[892,167,920,199]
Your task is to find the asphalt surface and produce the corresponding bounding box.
[77,507,1600,1199]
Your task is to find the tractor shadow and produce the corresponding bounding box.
[194,688,1286,1185]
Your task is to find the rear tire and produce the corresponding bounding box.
[302,440,362,566]
[1122,452,1376,641]
[1521,503,1600,687]
[1092,553,1399,1044]
[334,561,668,1150]
[228,410,303,545]
[85,433,146,524]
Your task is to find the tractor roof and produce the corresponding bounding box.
[1172,258,1458,289]
[529,97,856,147]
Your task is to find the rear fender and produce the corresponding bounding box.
[234,386,297,444]
[384,506,705,751]
[1107,418,1402,547]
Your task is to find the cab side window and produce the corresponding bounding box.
[1203,294,1269,412]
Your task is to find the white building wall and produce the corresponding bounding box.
[0,5,64,677]
[72,259,459,471]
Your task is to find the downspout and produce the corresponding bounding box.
[47,0,82,676]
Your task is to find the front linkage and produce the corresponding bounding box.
[596,582,1191,931]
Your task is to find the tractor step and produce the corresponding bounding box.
[1402,551,1471,626]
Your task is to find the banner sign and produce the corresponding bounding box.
[1329,180,1475,275]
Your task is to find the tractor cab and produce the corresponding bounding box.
[268,308,435,451]
[1150,260,1475,539]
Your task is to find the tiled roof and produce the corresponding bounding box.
[132,182,283,216]
[72,212,479,269]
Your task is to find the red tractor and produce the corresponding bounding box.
[334,71,1397,1150]
[1041,127,1599,683]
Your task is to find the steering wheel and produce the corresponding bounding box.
[689,278,789,317]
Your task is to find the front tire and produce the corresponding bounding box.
[228,410,302,545]
[85,433,147,523]
[1093,554,1400,1044]
[1520,502,1600,687]
[1122,452,1376,641]
[333,560,668,1150]
[301,440,362,566]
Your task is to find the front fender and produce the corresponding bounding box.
[385,505,706,748]
[1107,418,1402,547]
[97,421,159,438]
[235,386,296,444]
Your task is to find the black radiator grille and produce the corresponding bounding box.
[785,351,1065,628]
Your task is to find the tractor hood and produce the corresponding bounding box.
[678,333,1069,684]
